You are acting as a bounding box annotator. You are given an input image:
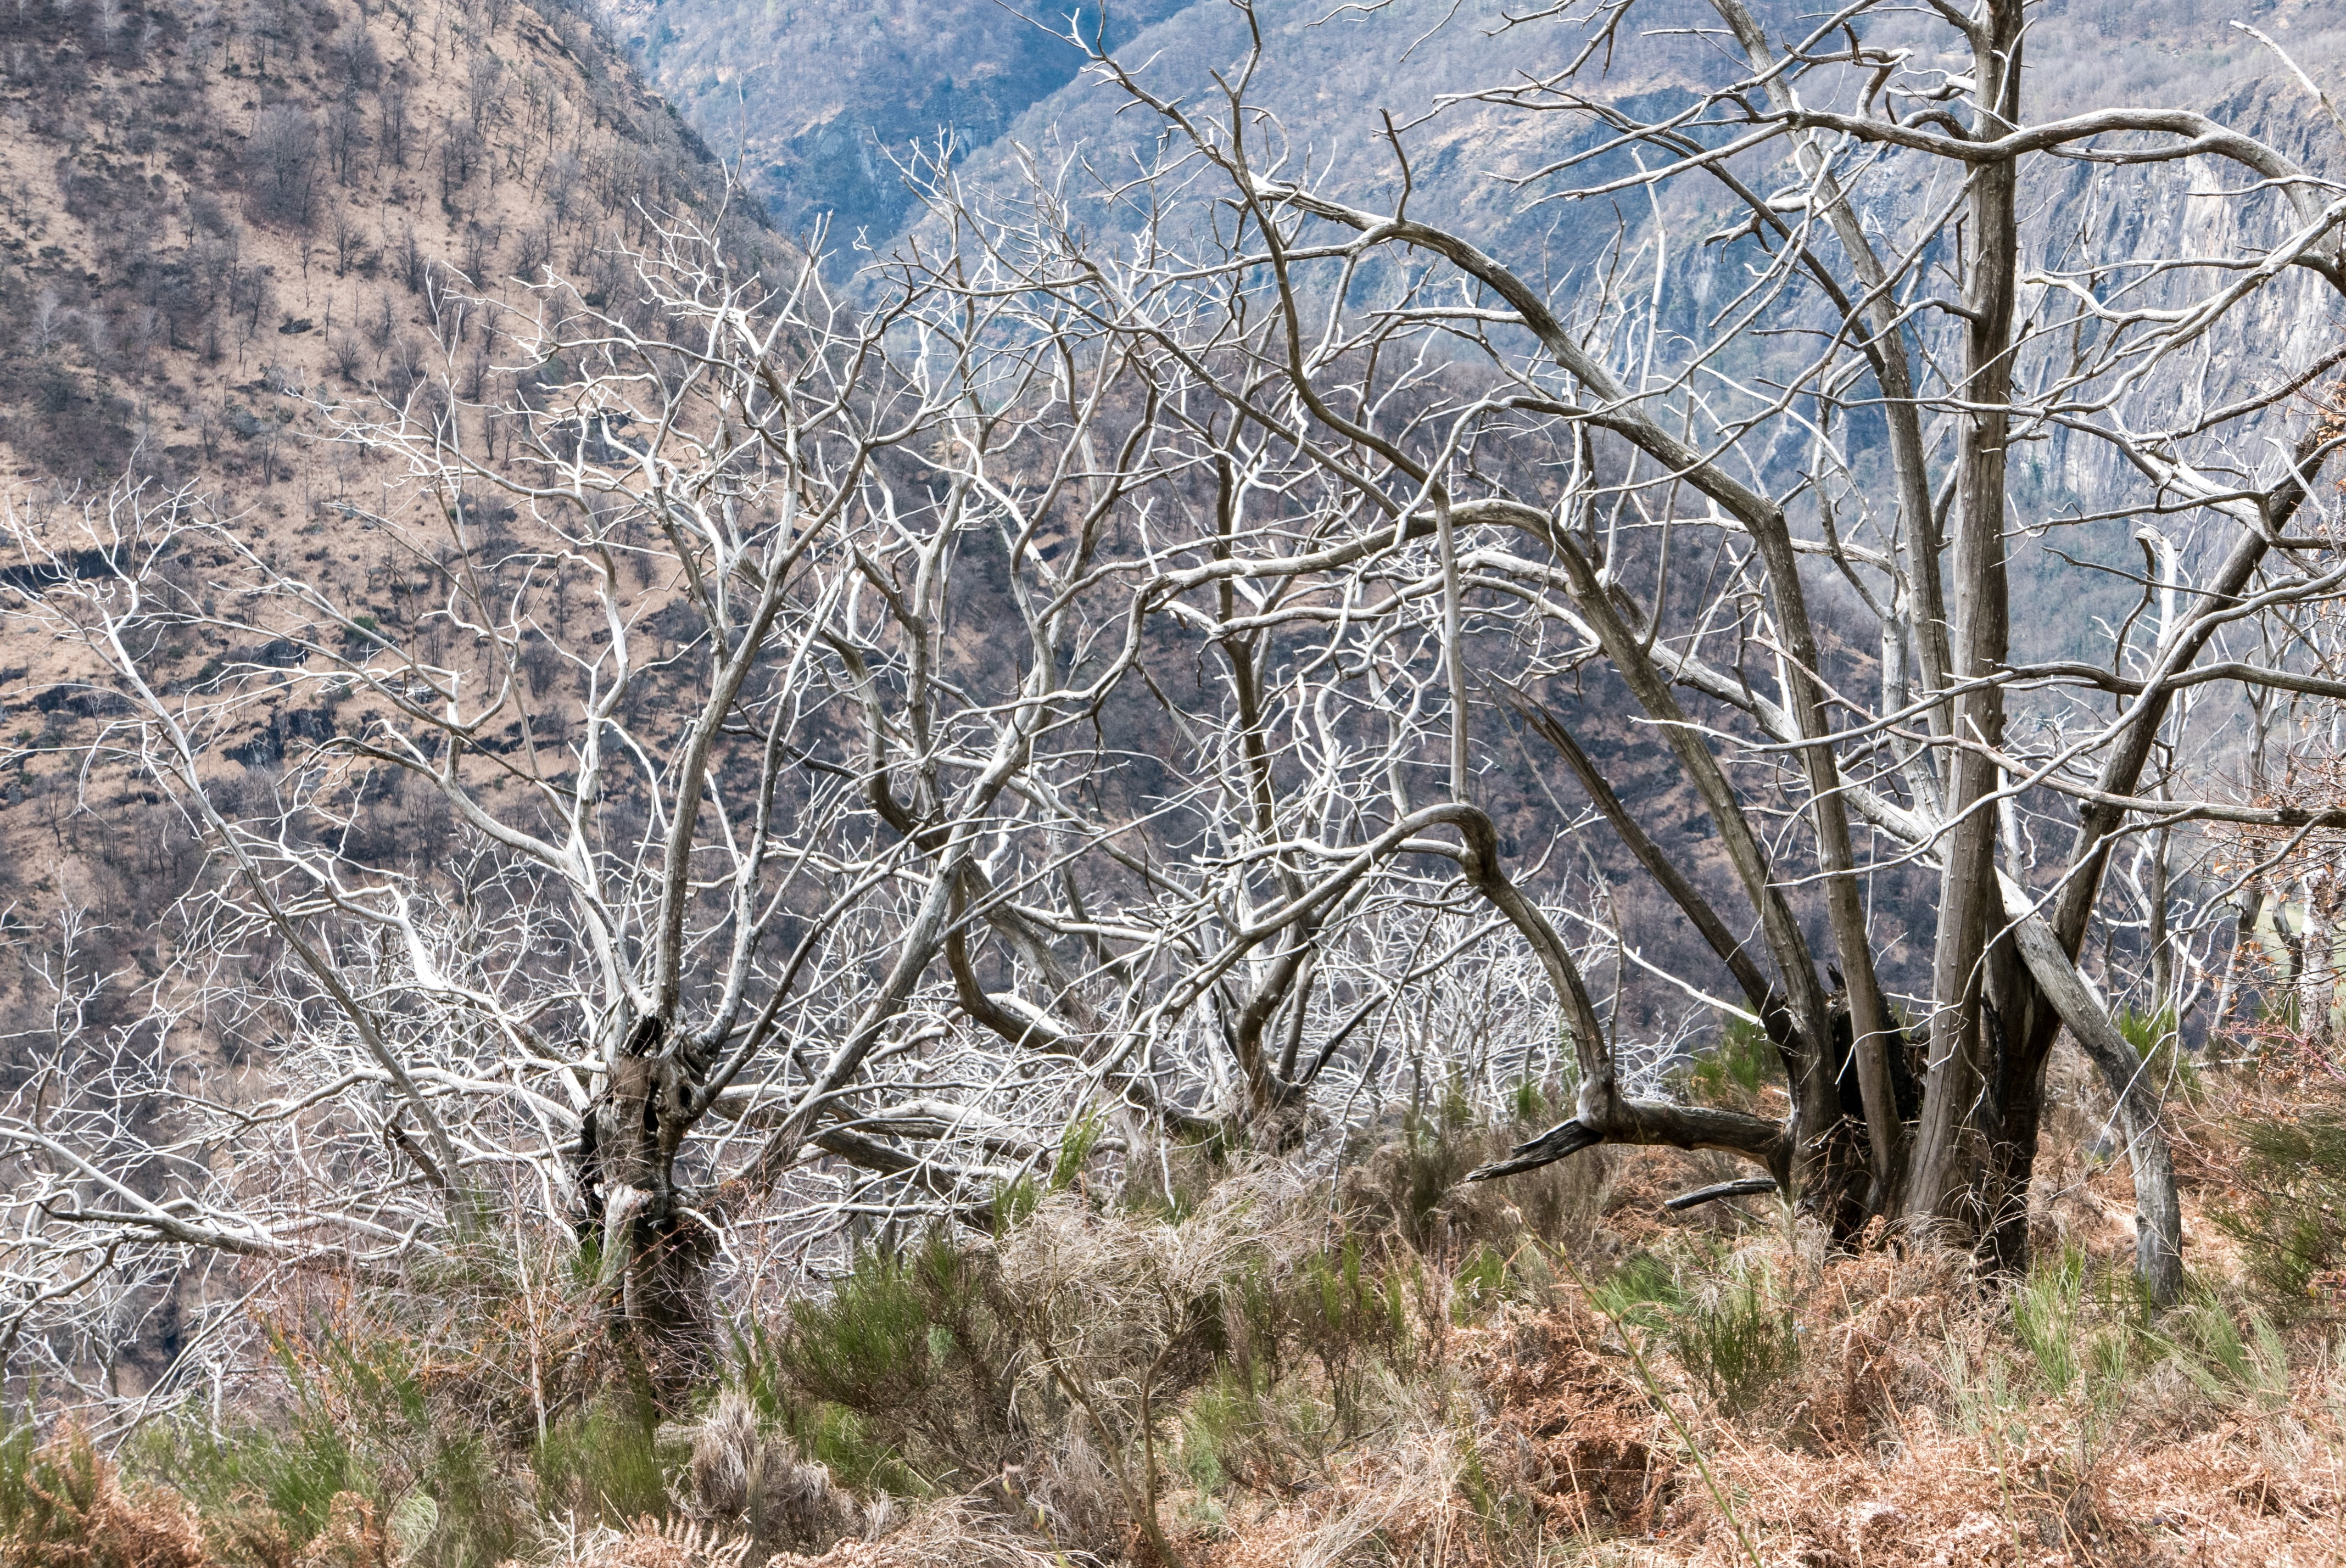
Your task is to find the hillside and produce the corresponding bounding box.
[6,1065,2345,1567]
[616,0,2346,262]
[0,0,768,1027]
[901,0,2346,786]
[0,0,752,494]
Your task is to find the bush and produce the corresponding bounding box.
[1337,1083,1605,1255]
[2010,1244,2147,1404]
[2210,1102,2346,1312]
[1677,1016,1783,1107]
[2013,1245,2090,1392]
[2119,1006,2200,1104]
[684,1390,867,1556]
[1589,1249,1686,1330]
[2157,1292,2292,1409]
[534,1396,672,1527]
[1211,1227,1416,1463]
[1668,1263,1798,1413]
[145,1317,536,1568]
[752,1233,1016,1494]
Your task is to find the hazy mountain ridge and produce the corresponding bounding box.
[616,0,2346,268]
[605,0,1196,248]
[928,0,2346,664]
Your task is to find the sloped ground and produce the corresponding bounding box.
[5,1038,2342,1568]
[0,0,764,1039]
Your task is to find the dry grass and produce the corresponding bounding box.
[0,1424,209,1568]
[1188,1418,1485,1568]
[763,1502,1071,1567]
[1150,1062,2346,1566]
[525,1516,750,1568]
[686,1391,872,1556]
[15,1061,2345,1568]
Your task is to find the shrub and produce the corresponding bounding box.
[533,1396,671,1530]
[1213,1228,1414,1459]
[2010,1245,2157,1409]
[684,1390,865,1556]
[1338,1084,1606,1255]
[1293,1233,1412,1382]
[2156,1293,2292,1409]
[755,1234,1016,1494]
[153,1409,357,1552]
[747,1186,1321,1558]
[1450,1241,1514,1324]
[2013,1246,2090,1392]
[1590,1249,1686,1330]
[2119,1006,2200,1104]
[1678,1016,1782,1106]
[2210,1101,2346,1312]
[147,1315,537,1568]
[1669,1264,1798,1413]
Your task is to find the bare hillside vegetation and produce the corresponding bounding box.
[4,1,2346,1566]
[0,0,766,1021]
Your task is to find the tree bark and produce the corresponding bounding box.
[576,1015,717,1395]
[2002,877,2184,1302]
[1908,1,2025,1242]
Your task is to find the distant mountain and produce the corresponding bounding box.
[605,0,1196,252]
[613,0,2345,265]
[920,0,2346,673]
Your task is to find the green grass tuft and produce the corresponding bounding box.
[1669,1265,1798,1413]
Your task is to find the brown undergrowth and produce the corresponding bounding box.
[0,1423,208,1568]
[8,1055,2345,1567]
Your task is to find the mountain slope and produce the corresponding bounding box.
[0,0,750,502]
[605,0,1194,249]
[0,0,766,1035]
[926,0,2346,658]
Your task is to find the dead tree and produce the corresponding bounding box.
[13,3,2346,1409]
[999,0,2346,1297]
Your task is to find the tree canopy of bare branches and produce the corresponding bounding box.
[11,0,2346,1412]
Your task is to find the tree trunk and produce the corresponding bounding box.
[575,1016,717,1397]
[2005,877,2184,1302]
[1908,0,2025,1246]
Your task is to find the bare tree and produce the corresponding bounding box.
[325,97,367,187]
[377,82,410,172]
[247,102,320,229]
[328,203,368,276]
[969,0,2346,1298]
[13,0,2346,1419]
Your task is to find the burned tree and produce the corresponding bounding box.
[10,2,2346,1413]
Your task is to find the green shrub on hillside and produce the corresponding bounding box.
[2211,1103,2346,1313]
[1669,1265,1798,1414]
[755,1233,1019,1495]
[1679,1017,1783,1106]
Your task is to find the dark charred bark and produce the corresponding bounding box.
[1975,986,2045,1277]
[1664,1178,1781,1213]
[573,1015,717,1399]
